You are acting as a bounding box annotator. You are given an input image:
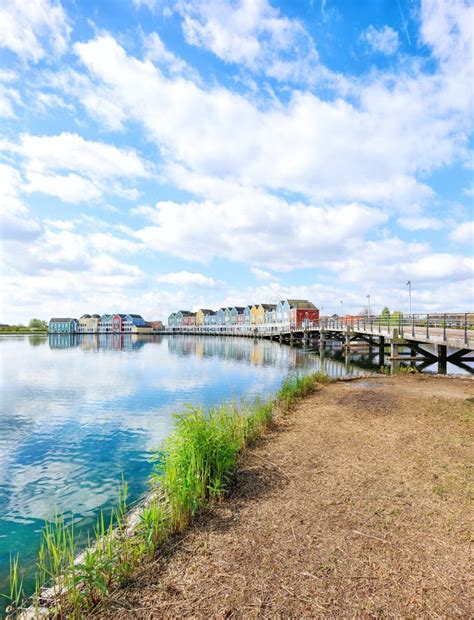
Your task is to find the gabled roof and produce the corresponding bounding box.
[129,313,144,319]
[198,309,215,315]
[114,313,127,318]
[232,306,245,312]
[178,310,194,316]
[91,314,100,318]
[80,314,91,318]
[286,299,317,309]
[49,318,77,322]
[259,304,277,310]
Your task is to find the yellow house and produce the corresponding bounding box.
[195,309,214,325]
[86,315,100,333]
[250,305,260,324]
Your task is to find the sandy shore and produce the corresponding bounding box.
[96,375,473,619]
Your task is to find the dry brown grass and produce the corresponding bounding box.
[95,375,473,619]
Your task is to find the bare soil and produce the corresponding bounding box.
[96,375,473,619]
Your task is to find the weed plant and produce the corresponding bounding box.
[3,371,328,618]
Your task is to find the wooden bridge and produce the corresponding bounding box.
[162,313,474,373]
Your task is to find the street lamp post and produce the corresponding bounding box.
[366,294,371,317]
[340,300,344,317]
[406,280,412,315]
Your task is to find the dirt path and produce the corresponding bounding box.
[98,375,473,619]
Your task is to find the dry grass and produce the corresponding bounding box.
[95,375,473,619]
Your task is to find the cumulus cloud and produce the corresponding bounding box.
[155,271,222,287]
[0,0,71,62]
[1,133,150,203]
[362,25,399,55]
[449,221,474,244]
[133,195,387,270]
[397,216,444,231]
[173,0,328,85]
[250,267,278,281]
[73,33,457,209]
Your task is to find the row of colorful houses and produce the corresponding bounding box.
[168,300,319,329]
[48,314,163,334]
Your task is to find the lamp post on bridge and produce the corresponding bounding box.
[366,294,371,317]
[406,280,412,316]
[340,300,344,318]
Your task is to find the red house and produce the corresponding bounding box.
[112,314,126,332]
[288,301,319,328]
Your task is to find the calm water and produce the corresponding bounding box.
[0,333,369,596]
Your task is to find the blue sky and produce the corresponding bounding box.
[0,0,473,323]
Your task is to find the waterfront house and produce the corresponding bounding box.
[203,311,217,326]
[168,312,177,327]
[244,305,253,325]
[196,309,215,325]
[229,307,245,325]
[112,314,127,332]
[216,308,226,325]
[99,314,113,332]
[86,314,100,333]
[182,312,196,326]
[277,300,319,327]
[257,304,277,324]
[123,314,147,332]
[78,314,90,333]
[149,320,163,331]
[173,311,193,326]
[48,318,78,334]
[250,305,260,324]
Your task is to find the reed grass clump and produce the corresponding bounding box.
[3,370,328,618]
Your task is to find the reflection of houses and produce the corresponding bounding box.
[48,333,78,348]
[48,318,78,333]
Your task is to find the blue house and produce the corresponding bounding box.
[48,318,78,334]
[216,308,226,325]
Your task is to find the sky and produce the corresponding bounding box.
[0,0,473,324]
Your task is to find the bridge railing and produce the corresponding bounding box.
[317,313,473,344]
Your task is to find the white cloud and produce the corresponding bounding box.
[1,132,149,203]
[73,33,456,210]
[155,271,221,287]
[143,32,192,76]
[397,216,444,231]
[0,0,71,62]
[133,194,387,270]
[250,267,278,281]
[449,221,474,245]
[362,25,399,55]
[0,163,43,241]
[175,0,325,85]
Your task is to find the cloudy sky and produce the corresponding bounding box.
[0,0,473,323]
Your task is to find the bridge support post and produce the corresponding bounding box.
[437,344,447,374]
[378,336,385,367]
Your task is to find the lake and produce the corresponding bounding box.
[0,333,372,598]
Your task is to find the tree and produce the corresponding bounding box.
[381,306,390,325]
[29,319,47,330]
[391,310,403,325]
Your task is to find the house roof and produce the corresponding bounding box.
[198,309,215,314]
[114,313,127,318]
[259,304,277,310]
[179,310,194,316]
[129,314,144,319]
[49,318,77,322]
[91,314,100,318]
[80,314,91,318]
[232,306,245,312]
[286,299,317,309]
